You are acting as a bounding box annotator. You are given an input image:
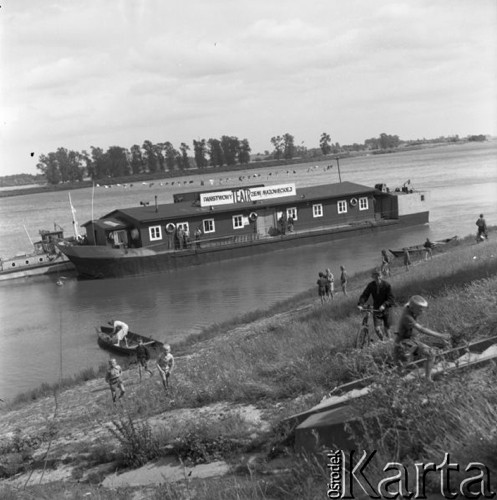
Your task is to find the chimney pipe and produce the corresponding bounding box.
[155,195,158,213]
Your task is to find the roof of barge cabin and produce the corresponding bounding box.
[91,182,375,225]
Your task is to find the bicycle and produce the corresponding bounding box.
[355,306,385,348]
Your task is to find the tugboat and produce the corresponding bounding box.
[0,226,74,281]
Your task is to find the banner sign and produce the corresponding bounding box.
[200,183,296,207]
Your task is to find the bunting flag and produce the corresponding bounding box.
[68,192,80,239]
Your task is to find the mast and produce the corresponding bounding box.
[68,193,80,239]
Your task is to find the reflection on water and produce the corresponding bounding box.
[0,142,496,400]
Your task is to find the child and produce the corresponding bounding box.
[317,272,327,305]
[380,249,391,277]
[325,268,335,301]
[393,295,450,381]
[105,359,125,403]
[157,344,175,391]
[136,339,153,380]
[403,248,411,271]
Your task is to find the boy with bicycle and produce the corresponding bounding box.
[357,269,394,340]
[394,295,451,381]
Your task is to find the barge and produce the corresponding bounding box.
[57,181,430,279]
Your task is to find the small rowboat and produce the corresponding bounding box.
[389,235,457,258]
[96,325,163,356]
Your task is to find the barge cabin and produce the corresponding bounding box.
[57,181,429,279]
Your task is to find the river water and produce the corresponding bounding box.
[0,142,496,401]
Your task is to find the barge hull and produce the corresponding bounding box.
[62,218,415,279]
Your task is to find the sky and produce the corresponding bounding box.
[1,0,496,176]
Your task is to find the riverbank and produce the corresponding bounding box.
[1,234,496,499]
[0,141,472,198]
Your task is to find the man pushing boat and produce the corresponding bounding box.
[108,319,129,347]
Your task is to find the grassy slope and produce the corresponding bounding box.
[1,235,496,499]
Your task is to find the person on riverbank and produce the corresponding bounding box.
[403,248,411,271]
[357,269,395,339]
[394,295,451,382]
[325,268,334,301]
[109,320,129,347]
[317,272,328,305]
[340,266,349,297]
[423,238,434,260]
[380,249,391,277]
[476,214,488,242]
[339,265,348,296]
[105,359,125,403]
[157,344,175,391]
[136,340,153,381]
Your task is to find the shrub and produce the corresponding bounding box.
[172,416,246,465]
[108,414,161,468]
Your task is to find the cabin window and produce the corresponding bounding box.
[313,204,323,217]
[177,222,190,236]
[337,200,348,214]
[286,207,297,221]
[203,219,215,233]
[232,215,243,229]
[149,225,162,241]
[359,197,369,210]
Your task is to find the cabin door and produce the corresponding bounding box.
[256,210,277,237]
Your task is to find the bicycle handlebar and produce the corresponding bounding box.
[358,306,382,313]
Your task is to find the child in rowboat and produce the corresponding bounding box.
[109,319,129,347]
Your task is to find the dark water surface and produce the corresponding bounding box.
[1,142,496,400]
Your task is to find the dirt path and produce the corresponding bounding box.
[0,305,313,488]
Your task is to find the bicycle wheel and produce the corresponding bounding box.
[355,326,371,349]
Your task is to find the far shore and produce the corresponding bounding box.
[0,141,472,198]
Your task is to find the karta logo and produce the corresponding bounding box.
[326,450,495,499]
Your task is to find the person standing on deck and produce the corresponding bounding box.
[288,216,294,232]
[177,227,185,249]
[109,320,129,347]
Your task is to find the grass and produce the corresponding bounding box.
[6,235,497,416]
[347,367,497,495]
[1,234,496,498]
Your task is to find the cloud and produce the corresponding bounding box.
[1,0,496,175]
[244,18,325,43]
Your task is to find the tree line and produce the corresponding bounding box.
[36,136,252,185]
[34,132,485,185]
